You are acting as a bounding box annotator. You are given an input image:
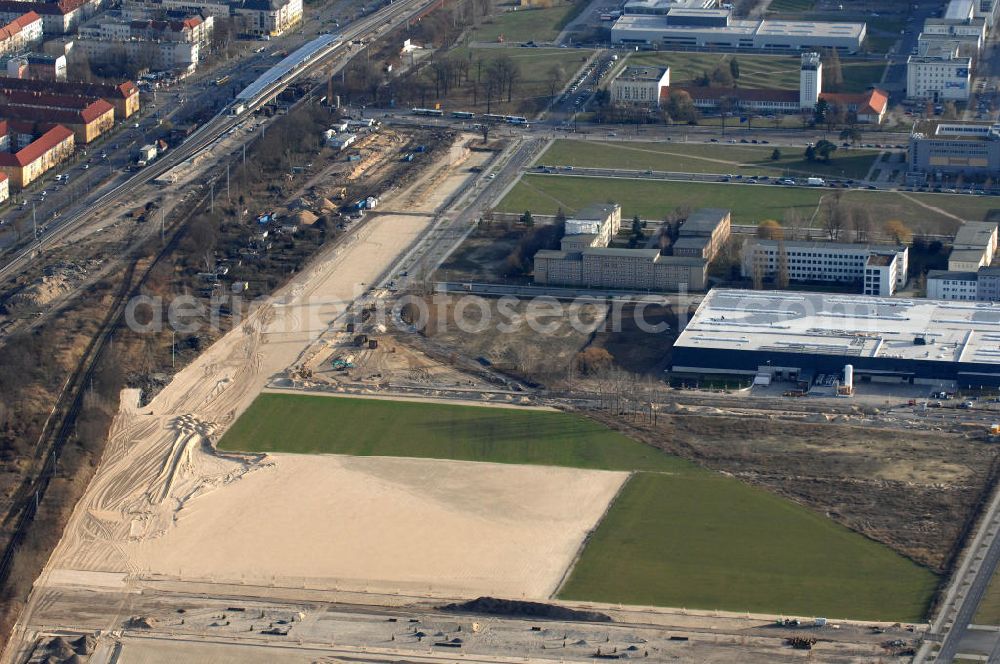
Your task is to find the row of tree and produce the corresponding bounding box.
[757,202,913,246]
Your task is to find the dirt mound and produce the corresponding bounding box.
[295,210,319,226]
[6,260,97,311]
[440,597,612,622]
[69,635,96,655]
[43,637,75,659]
[124,615,157,629]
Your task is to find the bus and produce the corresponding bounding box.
[506,115,529,126]
[214,75,230,86]
[411,107,444,116]
[451,111,475,119]
[480,113,506,123]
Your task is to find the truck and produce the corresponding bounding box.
[806,177,825,186]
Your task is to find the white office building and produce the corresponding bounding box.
[742,240,909,296]
[906,49,972,101]
[610,7,866,53]
[609,65,670,106]
[926,270,980,299]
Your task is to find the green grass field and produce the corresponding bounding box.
[500,174,997,232]
[219,393,691,472]
[558,473,937,621]
[221,393,939,621]
[628,52,884,94]
[470,4,576,43]
[537,139,880,179]
[437,47,591,114]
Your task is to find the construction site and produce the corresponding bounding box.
[3,112,999,661]
[3,0,1000,660]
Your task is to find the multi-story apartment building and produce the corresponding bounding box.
[80,13,213,44]
[0,120,74,188]
[0,0,97,35]
[742,240,909,296]
[0,12,42,57]
[7,53,67,81]
[0,91,114,143]
[74,37,200,72]
[0,77,139,118]
[232,0,302,37]
[124,0,301,36]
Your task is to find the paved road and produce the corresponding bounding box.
[0,0,438,284]
[917,480,1000,663]
[432,281,704,305]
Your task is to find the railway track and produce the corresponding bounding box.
[0,179,213,585]
[0,0,437,285]
[0,0,446,593]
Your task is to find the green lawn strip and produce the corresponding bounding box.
[558,472,938,622]
[536,139,879,179]
[219,393,693,473]
[974,568,1000,625]
[499,174,995,230]
[471,4,577,44]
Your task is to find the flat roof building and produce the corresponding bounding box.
[948,220,998,270]
[534,206,728,292]
[742,240,908,296]
[609,65,670,107]
[611,12,866,53]
[672,288,1000,387]
[909,120,1000,176]
[622,0,715,15]
[906,52,972,102]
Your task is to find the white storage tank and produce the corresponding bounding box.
[843,364,854,390]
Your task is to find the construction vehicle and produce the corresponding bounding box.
[331,358,355,370]
[335,186,347,200]
[988,423,1000,442]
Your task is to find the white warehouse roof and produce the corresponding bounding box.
[675,288,1000,366]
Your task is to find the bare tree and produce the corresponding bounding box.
[547,64,565,98]
[823,191,847,241]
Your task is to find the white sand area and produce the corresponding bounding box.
[127,454,627,599]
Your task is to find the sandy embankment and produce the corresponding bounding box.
[128,455,627,598]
